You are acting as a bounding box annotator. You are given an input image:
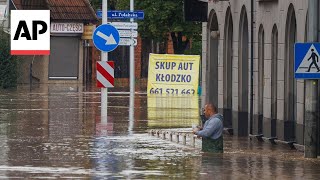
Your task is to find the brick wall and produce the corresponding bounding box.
[167,34,174,54]
[135,36,142,78]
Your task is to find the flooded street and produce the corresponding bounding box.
[0,84,319,179]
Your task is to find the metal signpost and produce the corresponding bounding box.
[303,0,319,158]
[97,3,142,95]
[94,0,138,125]
[295,43,320,158]
[92,0,120,120]
[130,0,135,95]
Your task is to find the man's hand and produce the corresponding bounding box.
[197,126,203,130]
[192,127,199,134]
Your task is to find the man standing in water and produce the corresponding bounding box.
[193,103,223,153]
[307,49,320,72]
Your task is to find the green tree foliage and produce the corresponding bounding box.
[90,0,118,10]
[89,0,202,54]
[0,29,18,88]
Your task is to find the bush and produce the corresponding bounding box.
[184,39,202,55]
[0,29,18,88]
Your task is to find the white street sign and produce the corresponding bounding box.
[119,30,138,38]
[51,22,84,33]
[119,38,137,46]
[108,22,138,29]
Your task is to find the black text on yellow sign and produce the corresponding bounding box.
[147,54,200,96]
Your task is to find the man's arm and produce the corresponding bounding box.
[195,119,219,138]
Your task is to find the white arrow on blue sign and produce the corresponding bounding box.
[295,43,320,79]
[92,24,120,52]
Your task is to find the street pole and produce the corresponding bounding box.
[129,0,135,134]
[128,93,134,134]
[101,0,108,120]
[250,0,254,135]
[130,0,135,95]
[305,0,319,158]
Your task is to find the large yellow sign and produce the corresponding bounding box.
[147,54,200,96]
[147,96,200,128]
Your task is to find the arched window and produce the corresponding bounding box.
[258,25,264,134]
[237,6,249,136]
[223,7,233,129]
[284,4,297,141]
[207,10,219,107]
[271,24,278,137]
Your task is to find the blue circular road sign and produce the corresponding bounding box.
[92,24,120,52]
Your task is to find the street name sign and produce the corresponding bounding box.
[96,10,144,20]
[92,24,120,52]
[295,43,320,79]
[119,38,137,46]
[119,30,138,38]
[108,22,138,30]
[108,10,144,19]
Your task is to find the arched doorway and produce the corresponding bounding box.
[270,25,278,138]
[223,7,233,129]
[284,4,297,141]
[207,10,219,108]
[257,25,264,135]
[237,6,249,136]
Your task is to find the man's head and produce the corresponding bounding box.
[204,103,217,119]
[312,49,314,52]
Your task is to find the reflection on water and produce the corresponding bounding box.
[0,84,319,179]
[147,95,200,128]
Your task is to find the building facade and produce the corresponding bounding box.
[201,0,317,145]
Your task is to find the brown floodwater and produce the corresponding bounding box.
[0,84,319,179]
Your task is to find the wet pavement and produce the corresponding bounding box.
[0,84,320,179]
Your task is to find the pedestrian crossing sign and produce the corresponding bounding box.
[295,43,320,79]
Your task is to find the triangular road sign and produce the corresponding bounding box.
[295,44,320,73]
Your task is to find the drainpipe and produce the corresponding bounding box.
[29,55,35,91]
[250,0,254,135]
[29,62,32,90]
[305,0,318,158]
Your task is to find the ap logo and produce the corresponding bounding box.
[10,10,50,55]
